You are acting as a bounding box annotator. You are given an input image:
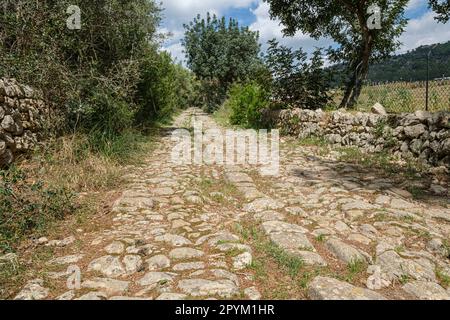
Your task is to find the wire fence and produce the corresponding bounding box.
[333,79,450,113]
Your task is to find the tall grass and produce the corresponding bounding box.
[0,128,157,253]
[332,80,450,112]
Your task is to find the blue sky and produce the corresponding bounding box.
[159,0,450,63]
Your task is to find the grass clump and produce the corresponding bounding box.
[0,168,76,253]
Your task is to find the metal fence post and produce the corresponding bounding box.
[426,50,430,111]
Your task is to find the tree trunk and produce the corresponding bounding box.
[341,39,372,109]
[348,61,369,108]
[340,7,373,109]
[339,72,355,108]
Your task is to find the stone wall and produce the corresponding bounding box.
[263,108,450,167]
[0,78,53,167]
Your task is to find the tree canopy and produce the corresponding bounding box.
[429,0,450,22]
[182,13,261,110]
[264,0,409,108]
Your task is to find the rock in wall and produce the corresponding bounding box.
[263,108,450,167]
[0,78,53,167]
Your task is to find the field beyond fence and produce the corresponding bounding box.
[333,80,450,113]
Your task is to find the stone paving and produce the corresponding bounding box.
[13,108,450,300]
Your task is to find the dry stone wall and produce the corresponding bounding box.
[263,108,450,167]
[0,78,53,167]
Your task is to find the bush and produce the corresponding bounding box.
[0,168,76,252]
[227,82,269,129]
[136,51,199,123]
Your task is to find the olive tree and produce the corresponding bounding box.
[264,0,409,108]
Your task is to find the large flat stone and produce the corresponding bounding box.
[178,279,239,298]
[88,255,125,278]
[308,276,386,300]
[377,251,436,282]
[169,248,204,260]
[82,278,129,295]
[262,221,308,234]
[14,279,49,300]
[244,198,284,213]
[325,238,368,264]
[402,281,449,300]
[138,272,176,287]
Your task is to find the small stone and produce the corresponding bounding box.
[173,262,205,271]
[88,256,125,278]
[0,253,18,264]
[334,221,351,234]
[308,276,386,300]
[390,198,415,210]
[426,238,446,255]
[123,255,143,274]
[152,187,175,196]
[347,234,372,245]
[430,184,447,196]
[178,279,239,298]
[371,103,387,115]
[325,238,368,264]
[262,221,308,234]
[82,278,130,295]
[169,248,204,260]
[404,124,426,139]
[109,296,150,300]
[402,281,449,300]
[147,255,171,270]
[37,237,48,245]
[232,252,252,270]
[138,272,176,287]
[377,250,436,282]
[244,287,262,300]
[243,198,284,213]
[56,291,76,300]
[76,292,108,300]
[155,234,192,247]
[341,200,375,211]
[46,236,76,247]
[156,293,188,300]
[14,279,49,300]
[1,115,15,132]
[105,241,125,255]
[172,219,190,229]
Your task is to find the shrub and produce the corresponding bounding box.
[0,168,76,252]
[227,82,269,129]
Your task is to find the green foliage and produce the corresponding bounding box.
[136,51,200,123]
[429,0,450,23]
[182,13,261,111]
[265,0,409,108]
[0,1,196,139]
[353,41,450,83]
[226,82,269,129]
[0,168,76,252]
[265,39,331,109]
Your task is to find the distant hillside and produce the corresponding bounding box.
[329,41,450,84]
[368,41,450,82]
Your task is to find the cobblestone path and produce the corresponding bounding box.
[14,108,450,300]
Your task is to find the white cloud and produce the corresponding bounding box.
[160,0,258,63]
[159,0,450,64]
[399,11,450,52]
[249,1,333,54]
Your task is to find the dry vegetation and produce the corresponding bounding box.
[332,80,450,113]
